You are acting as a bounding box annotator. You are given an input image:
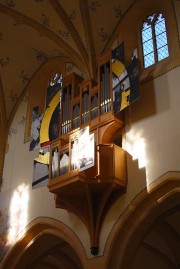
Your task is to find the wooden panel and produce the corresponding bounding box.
[114,144,126,181]
[98,144,114,178]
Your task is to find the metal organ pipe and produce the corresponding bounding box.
[62,89,65,134]
[61,61,111,134]
[100,66,105,114]
[82,90,89,124]
[106,64,111,112]
[101,63,110,114]
[73,104,80,129]
[91,94,98,119]
[62,86,71,134]
[65,87,68,133]
[68,86,71,132]
[105,64,107,113]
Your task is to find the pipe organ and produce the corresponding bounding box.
[61,74,83,134]
[48,51,127,255]
[91,92,98,120]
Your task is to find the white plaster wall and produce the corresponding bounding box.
[125,66,180,185]
[100,66,180,251]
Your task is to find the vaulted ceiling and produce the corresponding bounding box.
[0,0,136,127]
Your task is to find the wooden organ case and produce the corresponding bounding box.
[48,52,127,255]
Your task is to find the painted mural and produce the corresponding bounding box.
[112,44,140,113]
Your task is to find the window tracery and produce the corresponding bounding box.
[141,13,169,68]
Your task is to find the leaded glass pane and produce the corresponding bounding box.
[142,22,149,30]
[147,13,156,22]
[156,32,168,49]
[142,39,154,56]
[144,52,155,68]
[142,26,152,42]
[155,20,165,35]
[156,13,164,22]
[157,45,169,61]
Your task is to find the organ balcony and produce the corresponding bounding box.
[47,50,129,254]
[48,138,127,255]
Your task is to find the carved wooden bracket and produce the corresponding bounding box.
[48,143,127,254]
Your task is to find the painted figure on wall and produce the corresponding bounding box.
[29,106,43,151]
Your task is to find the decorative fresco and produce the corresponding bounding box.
[0,57,10,68]
[19,70,30,84]
[29,106,43,151]
[32,48,48,62]
[5,0,15,8]
[8,94,28,138]
[65,63,84,78]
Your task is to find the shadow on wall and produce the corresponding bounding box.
[126,73,170,124]
[126,151,147,189]
[101,152,147,242]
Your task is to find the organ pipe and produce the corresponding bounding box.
[100,62,110,115]
[62,85,71,134]
[82,89,89,124]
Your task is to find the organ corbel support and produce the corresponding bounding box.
[48,139,127,255]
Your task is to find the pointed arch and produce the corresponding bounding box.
[1,217,87,269]
[104,173,180,269]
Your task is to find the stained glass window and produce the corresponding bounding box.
[141,13,169,68]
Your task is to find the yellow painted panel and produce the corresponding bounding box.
[112,60,125,78]
[40,92,60,144]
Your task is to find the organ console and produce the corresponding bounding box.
[48,50,127,255]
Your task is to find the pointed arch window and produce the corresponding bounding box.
[141,13,169,68]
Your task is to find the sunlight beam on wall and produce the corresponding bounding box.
[125,129,147,169]
[7,184,29,245]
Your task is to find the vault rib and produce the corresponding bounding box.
[79,0,97,80]
[0,3,87,76]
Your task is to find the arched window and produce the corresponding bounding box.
[141,13,169,68]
